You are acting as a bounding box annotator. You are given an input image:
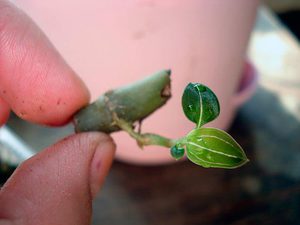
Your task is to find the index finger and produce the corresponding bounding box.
[0,0,90,126]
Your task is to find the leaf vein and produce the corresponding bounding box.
[187,142,239,159]
[188,151,233,167]
[194,84,203,128]
[197,135,236,149]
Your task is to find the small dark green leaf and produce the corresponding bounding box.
[186,128,249,169]
[170,145,185,160]
[182,83,220,127]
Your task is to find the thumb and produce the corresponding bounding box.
[0,132,115,225]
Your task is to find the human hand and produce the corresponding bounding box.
[0,1,115,224]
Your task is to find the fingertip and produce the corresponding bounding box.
[0,132,115,224]
[0,1,91,126]
[0,97,10,126]
[90,136,116,198]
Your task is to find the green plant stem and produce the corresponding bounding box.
[112,112,180,148]
[74,70,171,133]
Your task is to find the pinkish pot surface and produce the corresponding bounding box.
[14,0,258,165]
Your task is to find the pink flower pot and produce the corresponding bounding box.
[15,0,258,165]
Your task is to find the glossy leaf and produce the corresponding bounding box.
[170,145,185,160]
[182,83,220,127]
[186,128,249,169]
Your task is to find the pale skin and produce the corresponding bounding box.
[0,1,115,224]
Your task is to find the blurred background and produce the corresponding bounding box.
[1,1,300,224]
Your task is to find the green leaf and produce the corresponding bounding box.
[170,145,185,160]
[185,128,249,169]
[182,83,220,127]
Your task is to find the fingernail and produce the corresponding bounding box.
[90,139,115,198]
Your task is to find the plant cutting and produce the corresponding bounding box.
[74,70,249,169]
